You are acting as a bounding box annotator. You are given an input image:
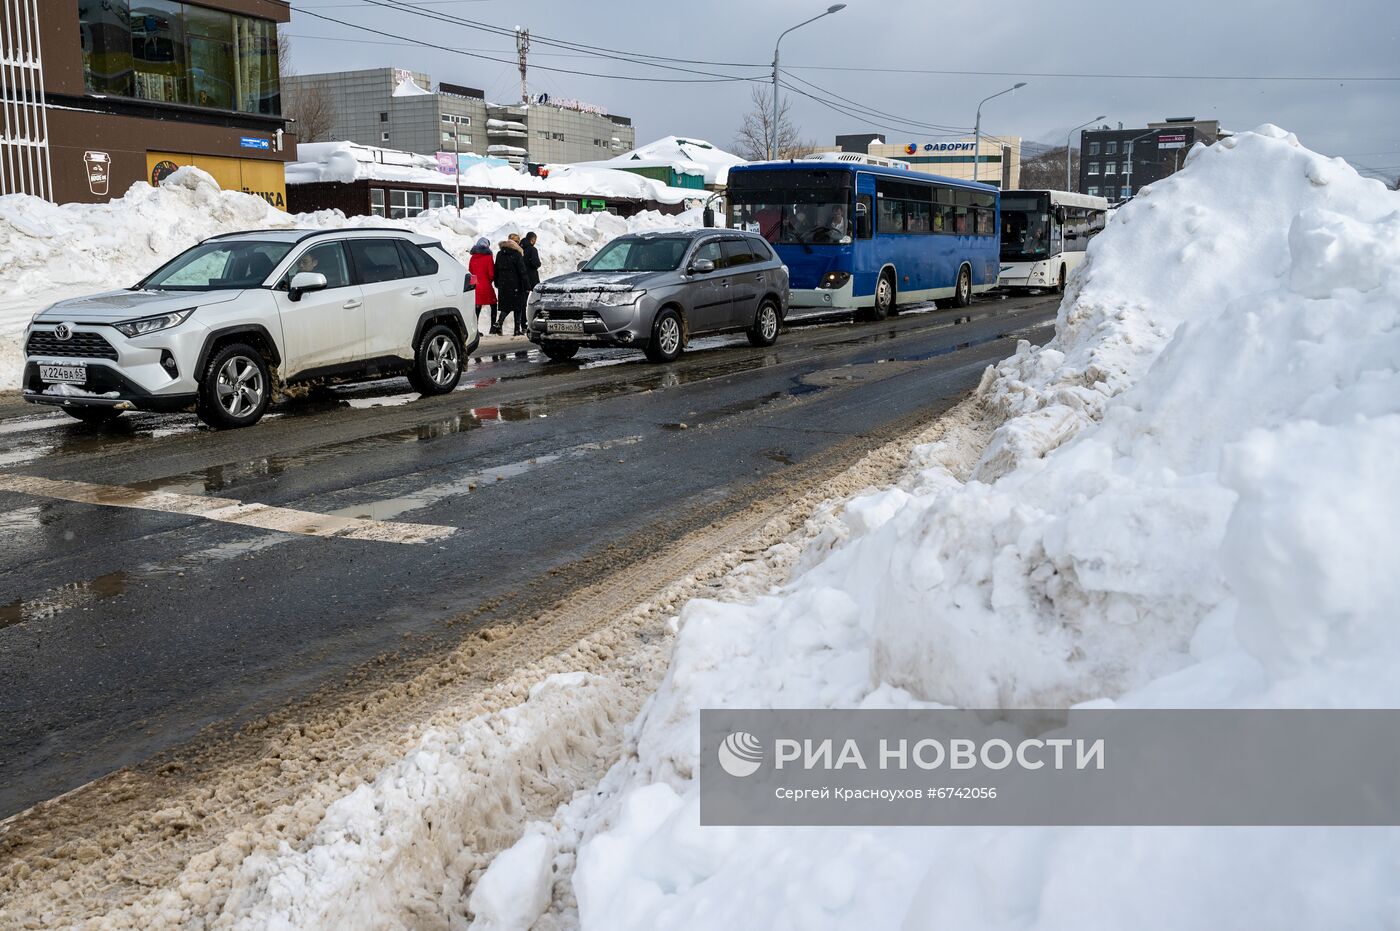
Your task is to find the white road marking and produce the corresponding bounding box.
[0,474,456,545]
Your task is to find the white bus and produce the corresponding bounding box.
[997,190,1109,292]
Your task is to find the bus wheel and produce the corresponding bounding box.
[1054,265,1067,294]
[952,265,973,308]
[870,271,895,320]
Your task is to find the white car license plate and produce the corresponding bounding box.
[40,363,87,384]
[548,320,585,333]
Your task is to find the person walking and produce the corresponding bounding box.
[522,231,542,292]
[494,235,530,337]
[467,237,500,335]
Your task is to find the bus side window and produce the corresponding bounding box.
[855,195,873,239]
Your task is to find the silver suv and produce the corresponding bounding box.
[22,229,478,429]
[526,229,789,363]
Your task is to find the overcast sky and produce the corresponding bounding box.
[286,0,1400,182]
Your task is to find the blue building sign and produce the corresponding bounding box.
[240,136,271,151]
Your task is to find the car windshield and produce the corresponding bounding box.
[585,237,690,272]
[141,241,294,291]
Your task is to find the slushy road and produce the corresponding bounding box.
[0,292,1058,818]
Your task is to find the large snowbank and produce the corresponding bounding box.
[0,168,697,389]
[286,141,706,206]
[601,136,747,186]
[498,126,1400,928]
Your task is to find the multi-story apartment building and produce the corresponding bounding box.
[1079,118,1223,202]
[2,1,296,206]
[283,68,634,167]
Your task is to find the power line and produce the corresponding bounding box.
[299,0,765,79]
[290,8,766,84]
[779,69,969,135]
[783,65,1400,83]
[777,81,971,140]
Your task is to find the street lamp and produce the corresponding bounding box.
[770,4,846,160]
[973,82,1026,182]
[1066,115,1105,191]
[1120,128,1160,201]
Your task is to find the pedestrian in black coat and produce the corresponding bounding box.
[494,237,531,336]
[522,231,542,291]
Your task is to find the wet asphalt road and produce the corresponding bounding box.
[0,293,1059,818]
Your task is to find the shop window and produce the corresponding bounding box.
[77,1,280,114]
[185,4,233,109]
[558,199,580,213]
[132,0,188,104]
[526,197,550,208]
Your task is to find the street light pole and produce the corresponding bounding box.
[973,82,1026,183]
[1122,128,1160,200]
[770,4,845,160]
[1066,115,1105,191]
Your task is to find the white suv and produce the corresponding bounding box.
[22,229,478,429]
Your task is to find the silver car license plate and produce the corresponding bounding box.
[548,320,585,333]
[40,363,86,384]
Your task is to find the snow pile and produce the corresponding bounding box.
[0,167,697,388]
[286,141,707,205]
[509,126,1400,928]
[391,74,434,97]
[603,135,747,186]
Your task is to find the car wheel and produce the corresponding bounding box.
[644,308,683,363]
[64,406,122,425]
[870,270,895,320]
[541,341,579,362]
[410,324,463,395]
[198,342,271,429]
[953,265,973,307]
[747,299,780,347]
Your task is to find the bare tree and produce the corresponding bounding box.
[732,86,815,161]
[1018,145,1079,191]
[278,35,339,143]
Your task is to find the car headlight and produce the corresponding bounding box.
[113,308,195,338]
[595,290,645,307]
[527,287,542,305]
[818,271,851,290]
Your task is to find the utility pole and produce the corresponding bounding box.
[769,5,845,161]
[973,82,1026,183]
[1066,115,1105,192]
[516,27,530,104]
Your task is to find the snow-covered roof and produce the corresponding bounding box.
[285,141,707,205]
[602,136,747,186]
[392,75,433,97]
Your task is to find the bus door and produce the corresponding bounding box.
[852,173,877,303]
[1049,205,1064,258]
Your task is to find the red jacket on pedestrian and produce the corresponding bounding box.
[468,248,497,306]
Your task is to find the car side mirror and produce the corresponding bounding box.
[689,258,716,274]
[1055,206,1068,223]
[576,260,588,271]
[288,271,327,302]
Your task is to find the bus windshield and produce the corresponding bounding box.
[1000,193,1051,262]
[727,169,853,245]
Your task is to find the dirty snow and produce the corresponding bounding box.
[0,167,697,389]
[472,126,1400,929]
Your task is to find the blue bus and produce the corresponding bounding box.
[723,155,1000,319]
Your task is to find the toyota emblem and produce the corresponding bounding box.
[54,323,74,341]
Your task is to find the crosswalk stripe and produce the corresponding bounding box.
[0,474,456,545]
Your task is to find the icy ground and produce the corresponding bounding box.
[465,126,1400,930]
[0,169,697,389]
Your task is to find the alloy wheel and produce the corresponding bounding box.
[427,334,460,386]
[658,316,681,355]
[216,356,264,418]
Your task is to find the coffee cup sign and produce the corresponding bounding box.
[84,151,111,196]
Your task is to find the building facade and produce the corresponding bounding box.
[820,134,1022,189]
[283,68,635,167]
[2,0,296,206]
[1079,118,1221,203]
